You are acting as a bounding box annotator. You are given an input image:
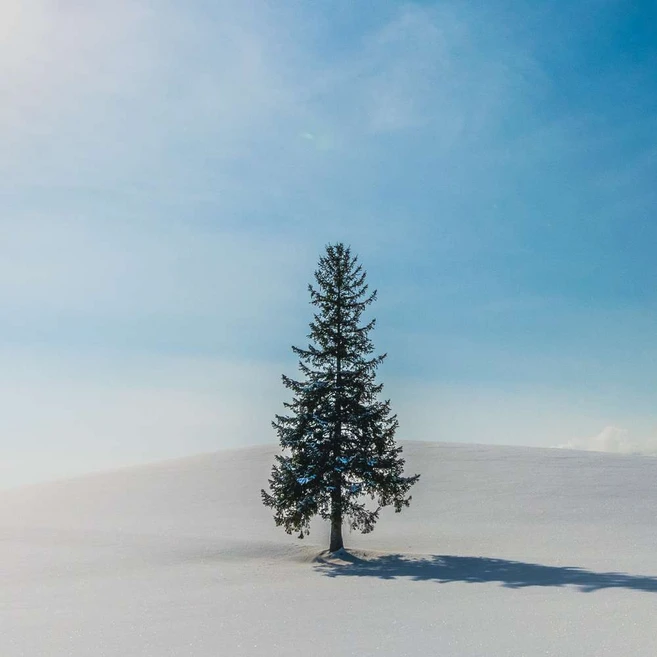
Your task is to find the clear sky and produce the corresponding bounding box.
[2,0,657,486]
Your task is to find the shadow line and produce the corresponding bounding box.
[315,552,657,593]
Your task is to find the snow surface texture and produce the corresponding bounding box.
[2,442,656,657]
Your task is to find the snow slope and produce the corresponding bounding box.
[2,442,656,657]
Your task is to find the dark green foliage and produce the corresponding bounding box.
[262,243,419,550]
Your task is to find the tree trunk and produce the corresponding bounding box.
[329,513,343,552]
[329,481,344,552]
[330,268,344,554]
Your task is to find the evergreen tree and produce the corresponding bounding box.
[262,243,419,552]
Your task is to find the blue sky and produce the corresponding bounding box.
[2,0,657,486]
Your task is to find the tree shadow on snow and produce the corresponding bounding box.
[315,552,657,594]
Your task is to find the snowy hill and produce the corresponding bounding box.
[2,442,656,656]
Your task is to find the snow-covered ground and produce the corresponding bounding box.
[2,442,656,656]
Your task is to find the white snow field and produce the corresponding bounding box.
[2,441,657,657]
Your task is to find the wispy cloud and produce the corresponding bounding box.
[1,2,533,196]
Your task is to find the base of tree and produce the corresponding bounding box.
[314,548,369,567]
[329,546,348,557]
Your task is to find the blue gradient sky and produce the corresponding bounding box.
[2,0,657,486]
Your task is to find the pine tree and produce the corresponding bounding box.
[261,243,419,553]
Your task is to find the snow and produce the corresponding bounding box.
[2,441,656,656]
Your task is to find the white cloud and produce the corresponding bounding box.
[558,426,657,455]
